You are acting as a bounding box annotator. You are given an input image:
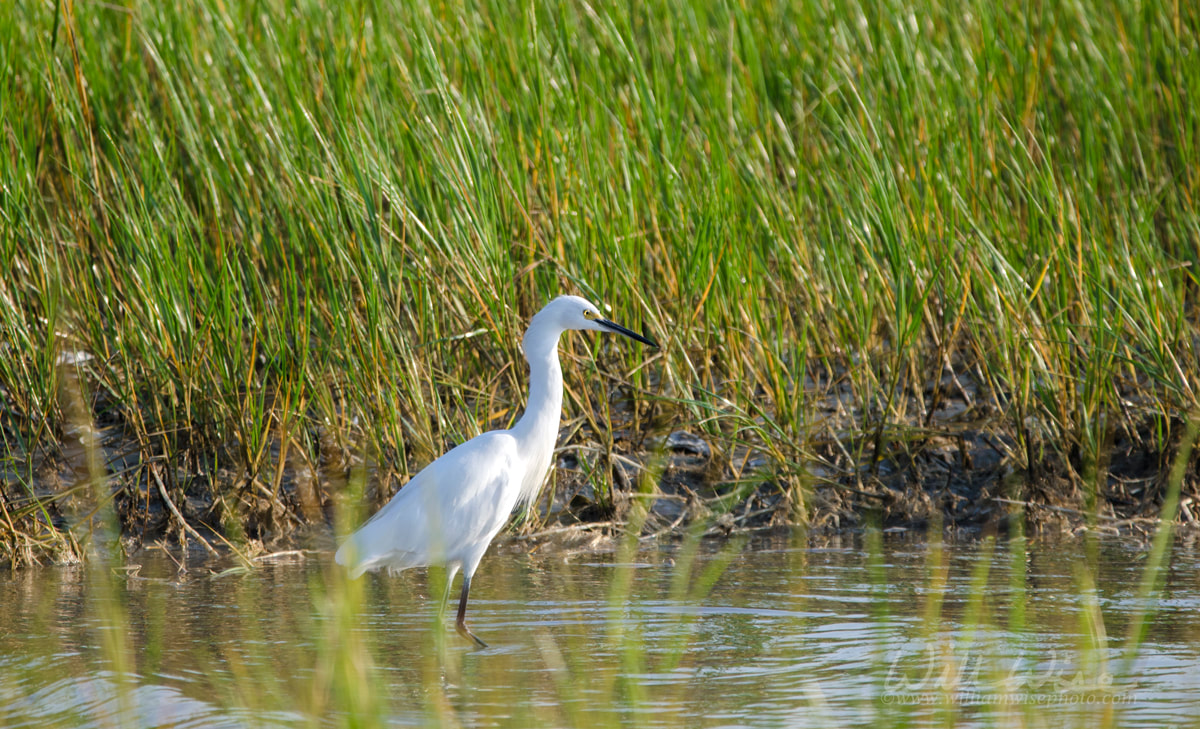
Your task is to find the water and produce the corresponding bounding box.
[2,530,1199,728]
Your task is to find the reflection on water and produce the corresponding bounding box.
[2,530,1199,728]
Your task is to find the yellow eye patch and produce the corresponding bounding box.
[583,309,599,320]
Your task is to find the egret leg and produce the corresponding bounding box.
[454,574,488,649]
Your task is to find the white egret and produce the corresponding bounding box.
[334,295,656,647]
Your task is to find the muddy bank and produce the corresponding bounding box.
[4,361,1196,569]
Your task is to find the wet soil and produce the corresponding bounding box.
[3,361,1198,566]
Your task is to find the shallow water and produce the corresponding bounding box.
[2,530,1199,728]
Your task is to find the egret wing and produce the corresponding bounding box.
[334,431,521,577]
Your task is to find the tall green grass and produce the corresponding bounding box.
[2,0,1198,560]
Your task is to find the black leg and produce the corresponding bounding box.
[455,574,488,649]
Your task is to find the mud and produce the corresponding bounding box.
[3,361,1197,567]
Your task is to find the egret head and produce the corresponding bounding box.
[527,295,657,354]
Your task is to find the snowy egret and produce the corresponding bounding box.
[334,295,656,647]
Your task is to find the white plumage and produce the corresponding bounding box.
[334,295,656,647]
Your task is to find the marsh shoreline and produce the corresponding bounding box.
[7,370,1194,569]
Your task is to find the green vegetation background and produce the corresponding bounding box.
[2,0,1198,561]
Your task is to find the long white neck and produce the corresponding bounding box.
[509,321,564,507]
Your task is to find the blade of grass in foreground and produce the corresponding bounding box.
[1119,414,1199,672]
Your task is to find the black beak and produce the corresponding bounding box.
[597,318,658,348]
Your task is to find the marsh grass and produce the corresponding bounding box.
[2,0,1199,562]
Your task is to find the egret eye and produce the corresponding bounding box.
[583,309,598,320]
